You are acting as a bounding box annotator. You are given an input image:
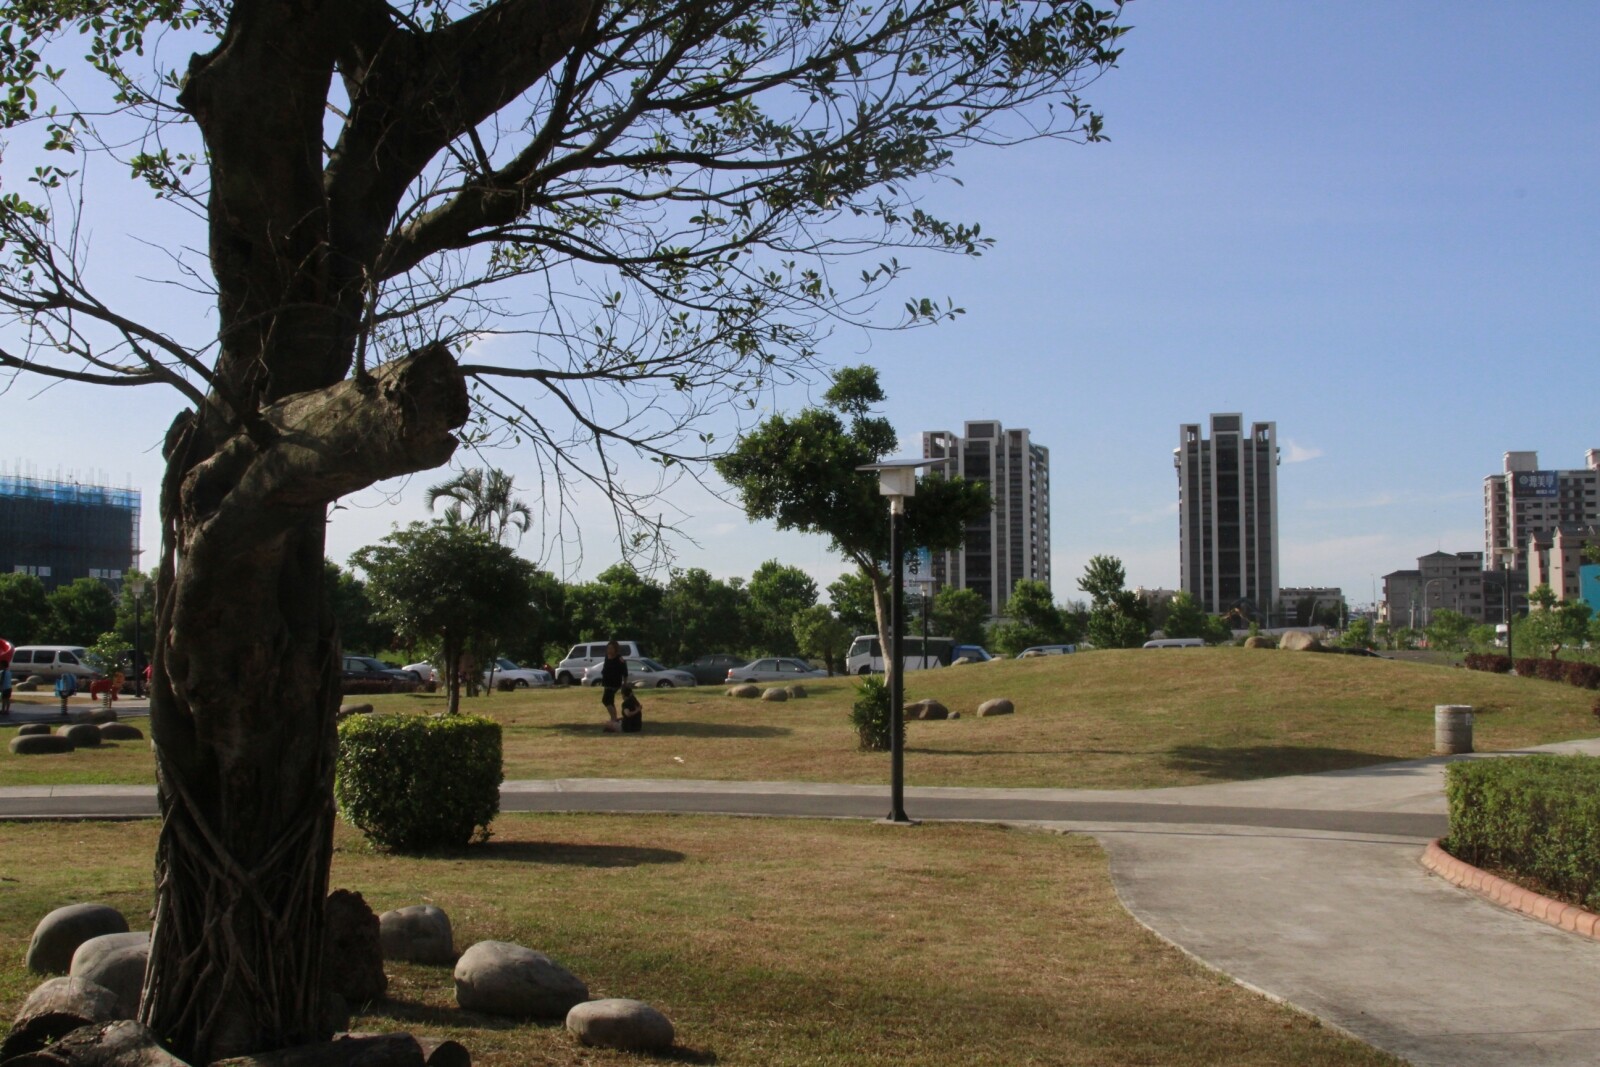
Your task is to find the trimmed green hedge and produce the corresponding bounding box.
[1444,755,1600,910]
[336,712,503,851]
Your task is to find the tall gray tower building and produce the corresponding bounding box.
[1174,414,1279,618]
[921,421,1050,616]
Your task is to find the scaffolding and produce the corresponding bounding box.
[0,473,141,592]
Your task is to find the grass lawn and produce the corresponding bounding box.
[4,649,1596,790]
[0,814,1401,1066]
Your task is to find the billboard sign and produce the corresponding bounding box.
[1581,565,1600,612]
[1512,470,1559,498]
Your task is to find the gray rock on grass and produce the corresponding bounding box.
[98,722,145,741]
[976,698,1014,717]
[566,998,675,1052]
[379,904,455,965]
[0,976,125,1061]
[56,723,102,747]
[26,904,130,975]
[906,699,948,721]
[16,723,52,736]
[786,685,808,699]
[454,940,587,1019]
[726,685,760,698]
[9,734,75,755]
[69,931,150,1017]
[760,687,788,702]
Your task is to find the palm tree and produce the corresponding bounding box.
[426,468,533,545]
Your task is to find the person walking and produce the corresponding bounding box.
[0,662,12,716]
[599,640,628,731]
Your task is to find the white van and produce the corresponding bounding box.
[844,634,955,675]
[8,645,100,682]
[555,640,648,685]
[1142,638,1205,649]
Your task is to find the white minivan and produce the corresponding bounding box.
[554,640,648,685]
[1142,638,1205,649]
[8,645,100,682]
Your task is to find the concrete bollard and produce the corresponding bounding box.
[1434,705,1473,755]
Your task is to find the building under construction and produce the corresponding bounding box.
[0,473,141,592]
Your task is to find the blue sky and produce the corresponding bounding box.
[4,2,1597,610]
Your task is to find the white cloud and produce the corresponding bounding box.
[1281,439,1324,464]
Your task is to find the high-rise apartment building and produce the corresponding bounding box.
[921,421,1050,616]
[1483,451,1600,573]
[1174,414,1279,618]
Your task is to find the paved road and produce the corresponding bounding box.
[5,737,1600,1066]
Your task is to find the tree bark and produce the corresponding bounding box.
[142,349,468,1064]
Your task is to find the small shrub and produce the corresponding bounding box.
[1536,658,1567,683]
[850,674,893,752]
[1513,658,1541,678]
[1464,652,1512,674]
[1563,662,1600,690]
[1444,756,1600,910]
[336,712,503,850]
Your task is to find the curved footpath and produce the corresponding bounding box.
[4,711,1600,1067]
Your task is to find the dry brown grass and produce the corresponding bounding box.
[4,649,1594,790]
[0,815,1400,1066]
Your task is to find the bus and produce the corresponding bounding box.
[844,634,957,675]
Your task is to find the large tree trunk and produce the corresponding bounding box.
[142,350,468,1064]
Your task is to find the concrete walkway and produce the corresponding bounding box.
[4,739,1600,1066]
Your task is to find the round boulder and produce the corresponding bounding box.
[760,687,788,702]
[69,931,150,1017]
[906,699,948,721]
[27,905,130,975]
[786,685,808,699]
[17,723,52,736]
[1278,631,1323,652]
[97,723,144,742]
[379,904,455,965]
[87,706,118,724]
[56,723,102,747]
[338,703,374,720]
[0,976,125,1060]
[1242,634,1272,649]
[566,998,675,1052]
[10,734,75,755]
[454,940,588,1019]
[976,698,1014,717]
[726,685,760,699]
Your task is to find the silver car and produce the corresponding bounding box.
[725,657,829,683]
[483,658,554,688]
[581,657,696,688]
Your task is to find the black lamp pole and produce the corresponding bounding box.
[888,499,910,823]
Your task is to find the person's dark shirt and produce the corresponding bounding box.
[601,655,627,688]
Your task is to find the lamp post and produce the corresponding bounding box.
[1421,578,1444,631]
[126,576,147,698]
[1497,548,1517,660]
[858,457,946,825]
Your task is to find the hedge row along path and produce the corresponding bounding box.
[4,713,1600,1067]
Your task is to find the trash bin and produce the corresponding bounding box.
[1434,705,1473,755]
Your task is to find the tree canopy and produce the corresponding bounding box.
[716,364,990,663]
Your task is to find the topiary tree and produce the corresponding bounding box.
[336,713,503,850]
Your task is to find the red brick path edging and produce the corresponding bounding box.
[1421,839,1600,939]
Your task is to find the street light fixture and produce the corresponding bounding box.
[857,456,949,825]
[1497,548,1517,660]
[126,576,147,698]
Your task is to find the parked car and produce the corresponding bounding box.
[555,640,649,685]
[402,662,436,683]
[951,644,993,662]
[6,645,100,683]
[725,657,829,683]
[580,657,696,688]
[672,653,746,685]
[482,658,553,688]
[341,655,416,691]
[1016,644,1077,658]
